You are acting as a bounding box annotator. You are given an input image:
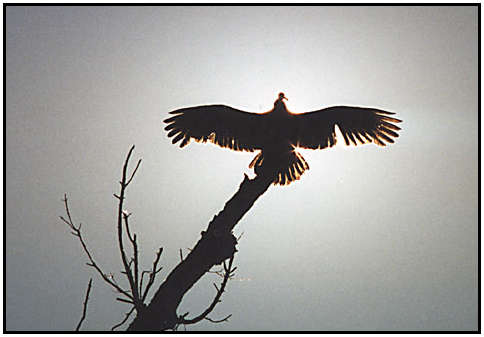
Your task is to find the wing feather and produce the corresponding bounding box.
[288,106,401,149]
[167,129,180,137]
[163,105,267,151]
[352,131,364,145]
[172,132,184,144]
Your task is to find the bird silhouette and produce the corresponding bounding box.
[164,93,402,185]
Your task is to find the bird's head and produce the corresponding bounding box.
[273,92,288,112]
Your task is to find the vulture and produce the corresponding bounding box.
[164,93,402,185]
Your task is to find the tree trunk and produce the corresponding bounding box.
[127,174,273,331]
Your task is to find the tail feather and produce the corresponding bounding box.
[249,152,262,168]
[250,149,309,185]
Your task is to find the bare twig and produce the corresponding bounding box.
[60,196,133,300]
[116,297,135,305]
[178,255,235,325]
[116,145,142,311]
[236,231,244,242]
[207,267,224,277]
[133,234,139,304]
[123,213,140,308]
[76,278,93,331]
[123,212,135,243]
[111,307,136,331]
[205,314,232,323]
[126,158,142,186]
[141,247,163,302]
[139,270,150,294]
[63,145,170,331]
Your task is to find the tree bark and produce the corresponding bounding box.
[127,173,273,331]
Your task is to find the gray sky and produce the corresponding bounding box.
[5,5,478,331]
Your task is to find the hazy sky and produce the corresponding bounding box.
[5,5,478,331]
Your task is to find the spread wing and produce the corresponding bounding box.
[163,105,267,151]
[288,106,402,149]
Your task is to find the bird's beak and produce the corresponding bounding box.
[283,96,288,101]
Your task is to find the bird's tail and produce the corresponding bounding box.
[249,148,309,186]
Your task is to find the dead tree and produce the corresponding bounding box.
[62,145,272,331]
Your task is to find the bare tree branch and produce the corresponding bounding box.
[63,145,169,330]
[132,234,139,304]
[205,314,232,324]
[207,267,223,277]
[126,157,142,186]
[60,196,133,300]
[65,145,252,331]
[128,173,272,331]
[111,307,136,331]
[60,145,168,324]
[122,213,140,309]
[123,211,135,242]
[116,145,142,312]
[236,231,244,242]
[141,247,163,302]
[139,270,150,295]
[178,255,235,325]
[75,278,93,331]
[116,297,135,305]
